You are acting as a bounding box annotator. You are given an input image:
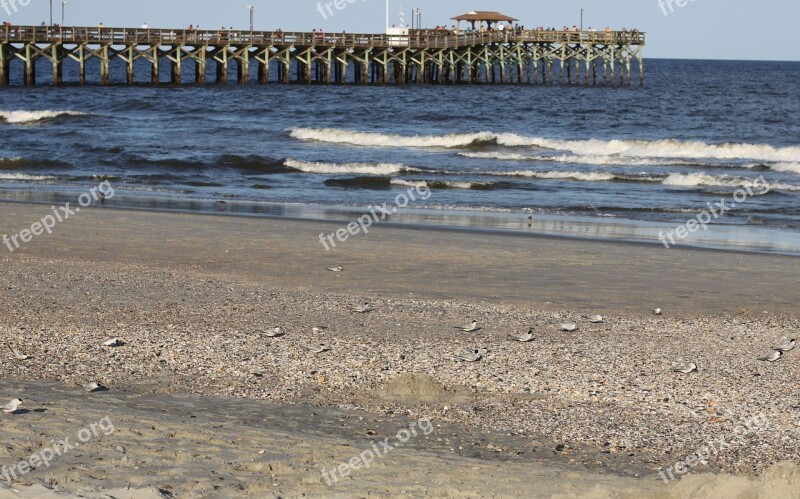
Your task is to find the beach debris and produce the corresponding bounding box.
[454,320,480,333]
[350,302,372,314]
[758,350,783,362]
[457,348,487,362]
[263,327,285,338]
[78,381,108,392]
[652,307,663,316]
[672,362,699,374]
[586,315,604,324]
[1,398,23,414]
[6,342,29,360]
[509,328,535,342]
[772,338,796,352]
[102,337,125,347]
[327,265,343,272]
[305,343,330,354]
[560,323,578,332]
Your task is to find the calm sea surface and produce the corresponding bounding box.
[2,59,799,253]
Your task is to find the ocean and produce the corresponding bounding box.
[1,59,799,254]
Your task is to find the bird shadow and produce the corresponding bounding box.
[11,408,47,415]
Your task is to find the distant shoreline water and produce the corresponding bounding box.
[1,59,798,254]
[3,196,800,257]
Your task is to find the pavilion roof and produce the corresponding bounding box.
[451,11,518,22]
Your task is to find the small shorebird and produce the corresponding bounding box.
[672,362,699,374]
[585,315,604,324]
[264,327,285,338]
[327,266,343,272]
[652,307,662,316]
[312,326,328,334]
[350,302,372,314]
[509,328,535,342]
[457,349,486,362]
[560,323,578,332]
[758,350,783,362]
[772,338,796,352]
[102,338,125,347]
[78,381,108,392]
[1,398,23,413]
[305,343,330,354]
[6,342,29,360]
[454,320,479,333]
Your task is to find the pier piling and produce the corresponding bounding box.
[0,26,644,87]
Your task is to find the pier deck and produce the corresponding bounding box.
[0,25,645,86]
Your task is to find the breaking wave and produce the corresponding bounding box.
[0,110,91,124]
[0,173,55,181]
[663,173,800,192]
[289,128,497,148]
[284,158,415,175]
[290,128,800,164]
[459,151,704,167]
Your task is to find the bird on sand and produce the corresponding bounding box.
[6,342,29,360]
[758,350,783,362]
[78,381,108,392]
[263,327,285,338]
[672,362,699,374]
[457,348,486,362]
[509,328,535,342]
[327,266,343,272]
[652,307,663,316]
[454,320,480,333]
[350,302,372,313]
[560,323,578,332]
[772,338,796,352]
[2,398,23,413]
[305,343,330,354]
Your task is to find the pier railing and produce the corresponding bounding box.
[1,25,645,49]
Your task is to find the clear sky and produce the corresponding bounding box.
[2,0,798,61]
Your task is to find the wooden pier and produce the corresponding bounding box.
[0,25,644,87]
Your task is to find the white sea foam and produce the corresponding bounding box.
[289,128,495,148]
[662,173,800,192]
[390,179,429,189]
[769,162,800,175]
[494,134,800,163]
[290,128,800,164]
[459,151,695,167]
[439,181,478,189]
[0,110,90,124]
[495,170,618,182]
[284,158,412,175]
[0,173,54,181]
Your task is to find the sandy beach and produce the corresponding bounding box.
[1,202,800,498]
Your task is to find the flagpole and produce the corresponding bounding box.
[385,0,389,31]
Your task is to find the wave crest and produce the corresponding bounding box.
[285,158,414,175]
[289,128,496,149]
[0,110,90,124]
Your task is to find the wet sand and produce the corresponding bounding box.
[1,202,799,497]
